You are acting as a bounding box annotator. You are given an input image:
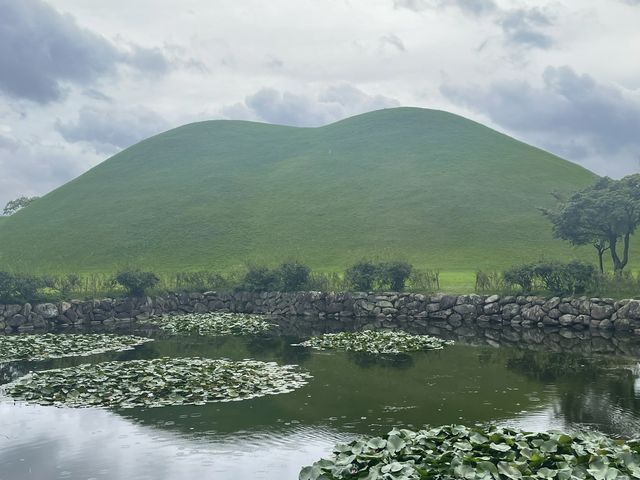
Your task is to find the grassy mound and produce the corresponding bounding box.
[0,107,596,276]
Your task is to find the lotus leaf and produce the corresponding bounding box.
[2,357,311,408]
[0,333,153,363]
[293,330,453,354]
[143,312,275,336]
[299,425,640,480]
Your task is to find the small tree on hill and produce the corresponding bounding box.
[542,175,640,274]
[2,196,39,216]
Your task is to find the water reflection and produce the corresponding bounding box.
[3,320,640,479]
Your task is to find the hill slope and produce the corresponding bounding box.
[0,107,597,274]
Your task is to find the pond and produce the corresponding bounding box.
[2,319,640,480]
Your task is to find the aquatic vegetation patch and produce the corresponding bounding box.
[143,312,275,336]
[2,357,311,408]
[0,333,153,363]
[294,330,452,354]
[300,424,640,480]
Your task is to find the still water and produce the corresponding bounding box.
[2,320,640,480]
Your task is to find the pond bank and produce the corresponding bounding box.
[2,291,640,335]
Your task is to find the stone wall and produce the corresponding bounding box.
[2,291,640,334]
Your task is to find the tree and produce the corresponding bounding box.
[2,196,39,216]
[542,175,640,274]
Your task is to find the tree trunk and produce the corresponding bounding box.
[610,236,623,274]
[621,233,631,271]
[598,248,604,274]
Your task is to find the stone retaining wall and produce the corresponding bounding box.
[2,291,640,334]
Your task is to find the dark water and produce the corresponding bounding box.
[2,320,640,480]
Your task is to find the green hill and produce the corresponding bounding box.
[0,107,597,281]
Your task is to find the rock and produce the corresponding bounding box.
[590,304,614,321]
[376,300,394,309]
[485,295,500,304]
[618,300,640,320]
[599,319,613,330]
[521,305,545,322]
[558,303,579,315]
[439,295,457,310]
[34,303,59,319]
[483,302,500,315]
[543,297,561,311]
[453,304,477,320]
[4,305,21,317]
[559,314,576,327]
[448,313,463,327]
[8,314,26,327]
[501,303,520,320]
[194,302,208,313]
[548,309,561,319]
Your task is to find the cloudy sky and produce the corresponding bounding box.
[1,0,639,206]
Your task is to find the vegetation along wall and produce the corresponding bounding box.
[2,291,640,335]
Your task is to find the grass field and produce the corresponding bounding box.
[0,107,601,278]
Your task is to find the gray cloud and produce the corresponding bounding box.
[222,85,400,127]
[441,66,640,175]
[499,8,554,49]
[0,0,171,104]
[380,34,406,52]
[394,0,554,49]
[0,138,93,207]
[394,0,496,15]
[56,106,170,153]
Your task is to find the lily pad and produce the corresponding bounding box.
[0,333,153,363]
[293,330,452,354]
[143,313,275,336]
[299,425,640,480]
[2,357,311,409]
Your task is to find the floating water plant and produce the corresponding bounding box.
[300,424,640,480]
[294,330,452,354]
[2,357,311,408]
[0,333,153,363]
[143,312,275,336]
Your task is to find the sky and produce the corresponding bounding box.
[0,0,639,207]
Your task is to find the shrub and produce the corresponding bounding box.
[345,261,379,291]
[475,270,504,292]
[115,270,160,296]
[503,264,536,293]
[503,261,596,295]
[278,261,311,291]
[379,261,413,291]
[240,266,281,292]
[0,271,43,302]
[407,269,440,292]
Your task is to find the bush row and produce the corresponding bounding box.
[477,260,603,296]
[0,260,439,302]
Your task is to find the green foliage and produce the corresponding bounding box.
[543,174,640,272]
[0,271,43,302]
[277,261,311,291]
[475,270,504,292]
[345,260,379,291]
[240,265,282,292]
[294,330,453,354]
[115,270,160,296]
[2,196,39,216]
[407,269,440,292]
[379,261,413,291]
[300,424,640,480]
[3,357,312,409]
[144,313,275,336]
[503,261,596,295]
[0,334,153,363]
[0,108,596,274]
